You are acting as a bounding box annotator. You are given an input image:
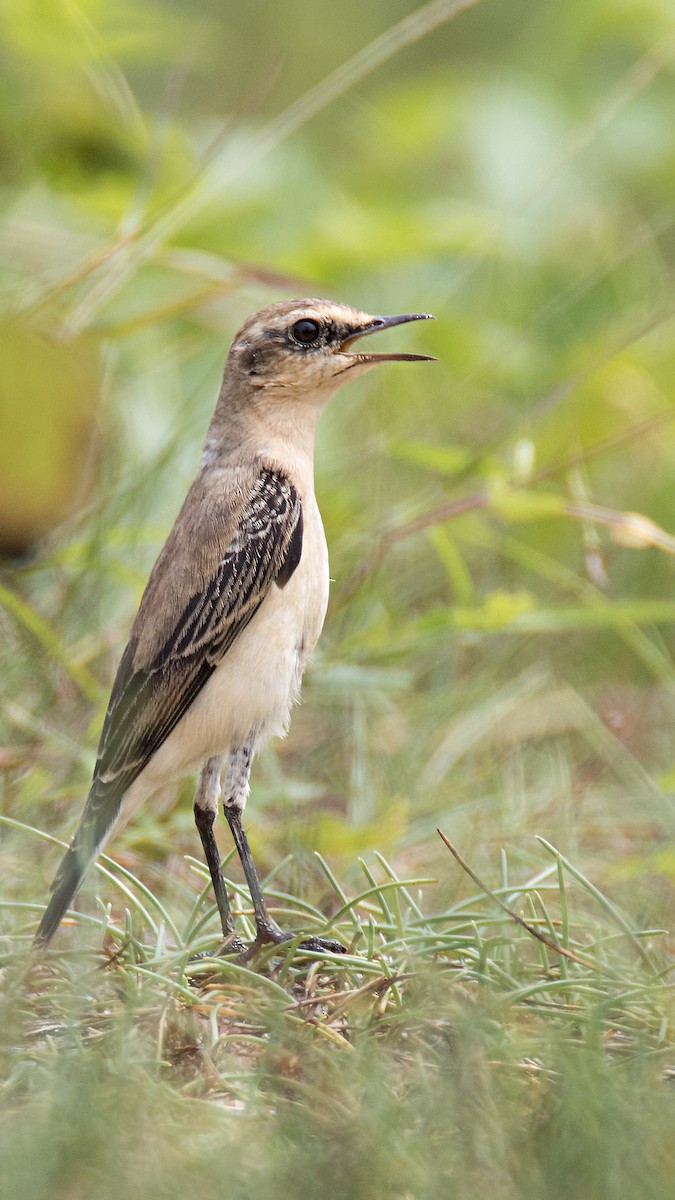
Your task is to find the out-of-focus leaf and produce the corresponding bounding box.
[0,320,100,554]
[388,438,471,475]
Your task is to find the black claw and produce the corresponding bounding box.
[187,934,247,965]
[187,929,345,975]
[297,936,346,955]
[243,925,345,959]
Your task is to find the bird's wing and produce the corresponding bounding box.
[35,467,302,944]
[95,467,302,798]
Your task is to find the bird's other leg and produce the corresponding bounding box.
[222,742,344,956]
[193,755,245,952]
[221,742,281,944]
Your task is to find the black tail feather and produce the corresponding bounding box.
[34,784,120,948]
[33,842,92,946]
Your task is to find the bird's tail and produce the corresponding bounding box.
[34,784,119,947]
[33,842,94,947]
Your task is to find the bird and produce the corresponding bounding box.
[34,298,435,955]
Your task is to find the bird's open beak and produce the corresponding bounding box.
[336,312,436,364]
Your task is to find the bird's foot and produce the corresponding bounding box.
[245,921,345,959]
[187,926,344,974]
[187,932,248,965]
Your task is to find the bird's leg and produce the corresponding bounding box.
[222,743,345,956]
[221,743,282,943]
[193,755,245,952]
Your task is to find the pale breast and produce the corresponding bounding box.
[295,488,330,667]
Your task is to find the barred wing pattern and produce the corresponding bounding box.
[35,468,303,944]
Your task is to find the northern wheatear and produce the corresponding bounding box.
[35,298,434,954]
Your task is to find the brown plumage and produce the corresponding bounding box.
[35,299,434,952]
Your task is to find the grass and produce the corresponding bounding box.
[3,0,675,1194]
[2,816,675,1197]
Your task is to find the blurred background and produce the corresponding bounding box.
[3,1,675,1195]
[2,0,675,928]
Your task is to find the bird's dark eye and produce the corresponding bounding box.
[291,318,321,345]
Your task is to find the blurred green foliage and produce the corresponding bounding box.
[2,0,675,1195]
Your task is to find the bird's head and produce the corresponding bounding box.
[227,298,435,401]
